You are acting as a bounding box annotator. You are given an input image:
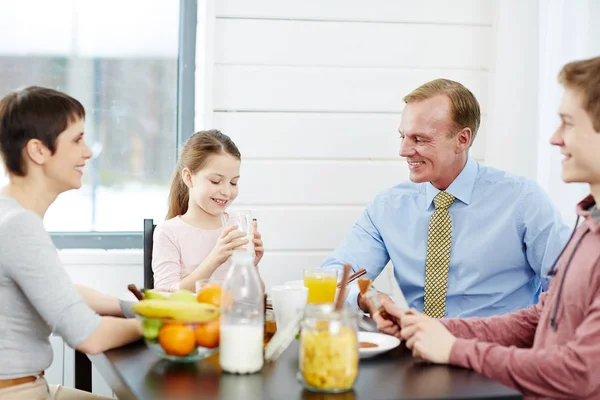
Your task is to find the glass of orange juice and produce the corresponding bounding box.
[303,268,338,304]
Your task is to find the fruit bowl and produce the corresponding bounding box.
[140,316,220,362]
[133,294,221,363]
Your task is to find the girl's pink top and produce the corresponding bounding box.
[151,216,231,291]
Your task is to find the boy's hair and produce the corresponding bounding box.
[559,56,600,132]
[167,130,241,219]
[0,86,85,176]
[404,78,481,146]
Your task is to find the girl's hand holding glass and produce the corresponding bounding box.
[207,225,249,267]
[252,220,264,266]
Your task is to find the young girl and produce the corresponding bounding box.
[152,130,264,292]
[0,86,141,399]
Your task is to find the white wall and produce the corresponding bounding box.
[487,0,600,222]
[195,0,495,293]
[485,0,539,180]
[536,0,600,223]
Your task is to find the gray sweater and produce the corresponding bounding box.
[0,196,101,379]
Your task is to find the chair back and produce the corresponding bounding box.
[143,218,157,289]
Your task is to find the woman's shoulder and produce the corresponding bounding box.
[0,196,44,234]
[0,197,52,267]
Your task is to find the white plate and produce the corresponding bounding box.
[358,331,401,359]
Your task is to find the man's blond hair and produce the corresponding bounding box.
[403,78,481,146]
[559,56,600,132]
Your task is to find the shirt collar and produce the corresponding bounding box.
[425,157,478,210]
[576,194,600,233]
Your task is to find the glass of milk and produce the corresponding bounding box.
[221,209,255,254]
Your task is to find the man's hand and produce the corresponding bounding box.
[373,309,401,338]
[372,298,399,338]
[400,316,457,364]
[358,293,402,338]
[357,291,392,315]
[375,298,421,339]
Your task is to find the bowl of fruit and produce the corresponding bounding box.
[132,287,222,362]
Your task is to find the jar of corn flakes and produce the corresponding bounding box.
[299,304,360,393]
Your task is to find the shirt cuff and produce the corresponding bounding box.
[440,318,458,335]
[449,338,477,368]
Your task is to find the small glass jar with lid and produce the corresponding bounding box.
[298,303,360,393]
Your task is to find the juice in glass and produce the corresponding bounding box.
[304,271,338,304]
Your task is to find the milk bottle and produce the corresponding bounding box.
[219,252,264,373]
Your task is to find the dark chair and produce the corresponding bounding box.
[144,218,157,289]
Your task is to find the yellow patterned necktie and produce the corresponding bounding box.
[423,191,455,318]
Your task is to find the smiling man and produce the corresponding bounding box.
[320,78,571,318]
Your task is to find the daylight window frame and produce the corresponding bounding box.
[50,0,197,250]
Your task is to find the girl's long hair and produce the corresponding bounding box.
[166,130,241,219]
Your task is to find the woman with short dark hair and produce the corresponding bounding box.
[0,86,141,399]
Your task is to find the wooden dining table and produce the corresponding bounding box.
[87,337,523,400]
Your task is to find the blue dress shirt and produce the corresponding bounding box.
[321,157,572,318]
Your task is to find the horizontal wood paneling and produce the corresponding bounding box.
[216,0,494,25]
[257,251,328,288]
[213,66,489,112]
[64,264,143,297]
[214,112,487,161]
[236,161,409,205]
[249,207,363,250]
[215,19,492,69]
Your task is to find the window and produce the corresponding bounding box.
[0,0,196,247]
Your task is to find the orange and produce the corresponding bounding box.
[195,318,220,348]
[158,323,196,357]
[196,284,223,307]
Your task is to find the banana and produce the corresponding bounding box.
[143,290,169,301]
[132,299,219,322]
[168,289,196,303]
